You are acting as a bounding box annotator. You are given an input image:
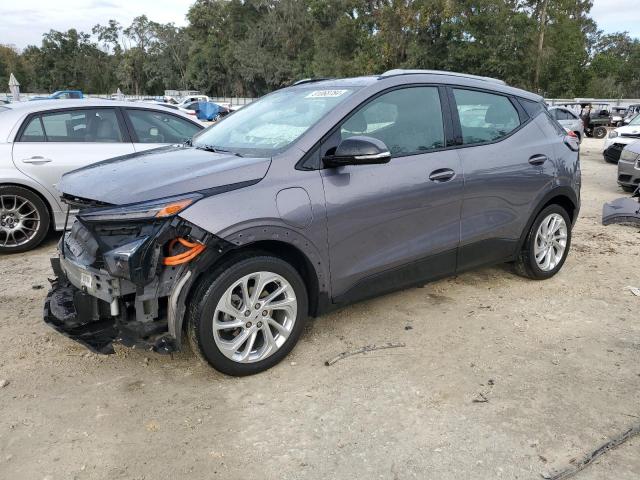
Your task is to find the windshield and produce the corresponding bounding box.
[192,87,359,157]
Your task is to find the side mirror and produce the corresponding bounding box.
[322,136,391,168]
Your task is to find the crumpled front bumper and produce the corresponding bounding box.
[602,196,640,226]
[43,253,179,356]
[44,273,119,354]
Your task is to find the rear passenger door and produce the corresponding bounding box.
[123,108,203,152]
[450,88,556,270]
[12,108,134,200]
[321,86,463,301]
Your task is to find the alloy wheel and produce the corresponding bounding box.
[0,194,41,248]
[212,271,298,363]
[534,213,568,272]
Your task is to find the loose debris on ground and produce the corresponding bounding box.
[542,422,640,480]
[324,342,406,366]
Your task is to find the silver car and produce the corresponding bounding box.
[0,100,204,252]
[618,141,640,192]
[548,106,584,142]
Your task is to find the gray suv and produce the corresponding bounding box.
[45,70,581,376]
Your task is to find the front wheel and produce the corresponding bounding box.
[187,254,308,376]
[515,205,572,280]
[0,186,50,254]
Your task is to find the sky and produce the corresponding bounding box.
[0,0,639,50]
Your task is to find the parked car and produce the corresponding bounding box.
[623,104,640,125]
[617,142,640,192]
[44,70,580,376]
[548,106,584,142]
[610,106,627,127]
[603,114,640,163]
[30,90,84,101]
[0,99,204,252]
[585,103,611,138]
[177,95,209,107]
[179,101,230,121]
[177,100,200,116]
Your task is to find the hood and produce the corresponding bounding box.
[58,145,271,205]
[615,125,640,136]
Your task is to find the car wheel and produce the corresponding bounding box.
[187,254,308,376]
[514,205,572,280]
[593,126,607,139]
[621,185,637,193]
[0,186,50,254]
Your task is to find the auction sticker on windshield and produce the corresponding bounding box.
[305,90,348,98]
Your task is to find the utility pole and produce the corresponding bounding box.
[533,0,549,92]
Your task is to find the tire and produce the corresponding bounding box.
[621,185,637,193]
[593,126,607,139]
[187,253,308,376]
[0,185,50,254]
[514,205,572,280]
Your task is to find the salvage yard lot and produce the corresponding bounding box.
[0,138,638,479]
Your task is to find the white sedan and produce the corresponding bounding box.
[0,99,204,252]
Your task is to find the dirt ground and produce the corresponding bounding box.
[0,138,639,479]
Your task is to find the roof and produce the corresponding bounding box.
[380,69,507,85]
[288,70,541,101]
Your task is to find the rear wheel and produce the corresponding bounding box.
[187,254,308,376]
[593,126,607,139]
[515,205,572,280]
[0,186,50,254]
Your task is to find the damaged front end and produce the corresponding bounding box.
[44,193,232,355]
[602,188,640,227]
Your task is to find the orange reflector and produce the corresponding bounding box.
[155,199,193,218]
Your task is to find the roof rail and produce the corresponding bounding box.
[379,69,506,86]
[292,77,334,86]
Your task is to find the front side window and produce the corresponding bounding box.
[192,87,359,157]
[454,89,520,145]
[340,87,445,156]
[126,109,201,143]
[39,109,123,142]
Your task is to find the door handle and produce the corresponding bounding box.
[22,156,52,164]
[429,168,455,182]
[528,154,548,165]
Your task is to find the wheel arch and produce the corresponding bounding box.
[515,187,578,254]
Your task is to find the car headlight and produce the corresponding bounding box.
[608,130,618,139]
[620,149,640,163]
[78,193,202,222]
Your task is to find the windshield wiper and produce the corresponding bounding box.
[195,144,243,157]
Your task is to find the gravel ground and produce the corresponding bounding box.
[0,138,638,479]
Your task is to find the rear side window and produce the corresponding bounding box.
[453,89,520,145]
[126,109,201,143]
[37,109,123,142]
[340,87,445,156]
[20,116,46,142]
[519,98,544,118]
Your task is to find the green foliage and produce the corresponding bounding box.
[1,0,639,98]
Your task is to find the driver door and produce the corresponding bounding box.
[320,86,463,302]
